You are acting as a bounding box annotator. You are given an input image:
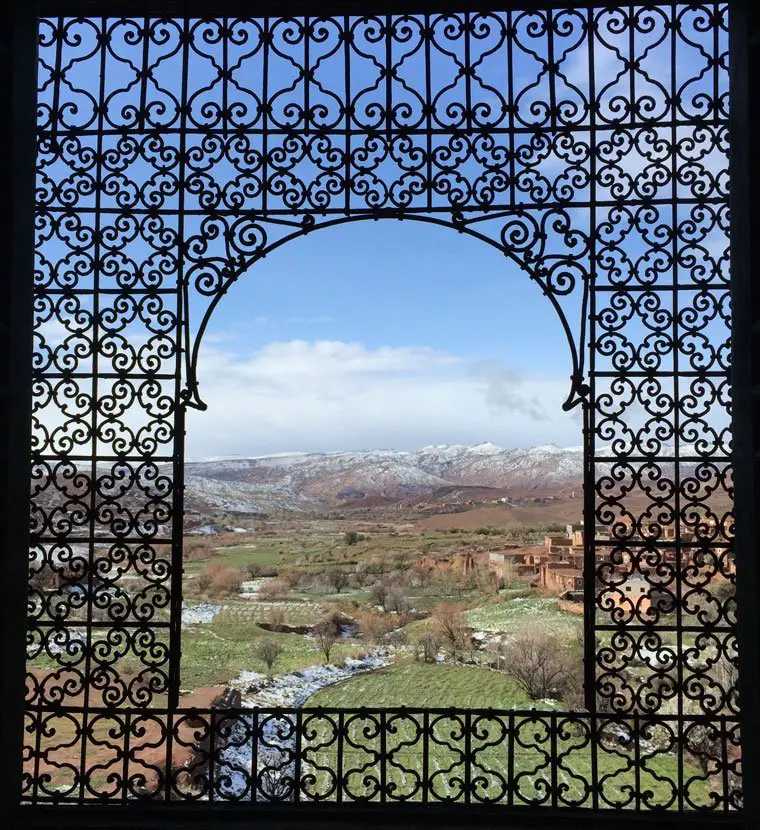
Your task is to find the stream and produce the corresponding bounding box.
[212,648,393,800]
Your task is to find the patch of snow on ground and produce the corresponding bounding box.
[36,627,86,656]
[215,649,393,801]
[191,525,220,535]
[230,648,392,709]
[181,602,221,627]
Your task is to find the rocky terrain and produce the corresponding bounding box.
[182,442,588,516]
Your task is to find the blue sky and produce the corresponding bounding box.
[36,14,726,459]
[186,218,583,458]
[201,220,573,369]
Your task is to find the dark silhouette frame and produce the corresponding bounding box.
[2,1,759,828]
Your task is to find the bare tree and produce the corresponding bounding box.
[501,629,574,700]
[392,551,413,568]
[314,617,341,663]
[500,561,519,588]
[353,562,372,587]
[369,580,390,611]
[411,564,432,589]
[254,637,283,677]
[267,606,286,632]
[388,589,410,615]
[327,567,350,594]
[415,633,441,663]
[435,570,464,598]
[466,567,499,596]
[432,603,471,659]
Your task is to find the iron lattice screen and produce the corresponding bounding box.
[24,2,739,811]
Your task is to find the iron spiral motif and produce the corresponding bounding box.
[25,3,737,810]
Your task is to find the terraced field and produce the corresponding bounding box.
[179,616,367,691]
[306,663,537,709]
[293,730,713,809]
[214,600,326,627]
[466,595,582,641]
[301,668,714,809]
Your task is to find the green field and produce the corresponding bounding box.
[212,544,284,568]
[179,616,366,691]
[184,541,294,575]
[212,600,326,626]
[466,595,582,640]
[295,730,714,808]
[307,663,539,709]
[302,666,714,808]
[185,526,484,578]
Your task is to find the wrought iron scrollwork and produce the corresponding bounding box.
[26,2,736,811]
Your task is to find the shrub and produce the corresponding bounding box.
[386,628,408,648]
[258,579,289,601]
[559,663,586,711]
[501,629,576,700]
[314,616,341,662]
[344,531,359,546]
[183,542,212,563]
[357,610,396,643]
[432,603,471,659]
[209,567,244,597]
[267,606,286,632]
[415,633,441,663]
[199,561,245,597]
[119,660,141,678]
[254,637,283,677]
[28,565,59,591]
[685,724,723,775]
[280,567,306,590]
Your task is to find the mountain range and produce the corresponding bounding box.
[182,442,588,517]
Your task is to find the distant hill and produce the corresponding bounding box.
[182,442,588,516]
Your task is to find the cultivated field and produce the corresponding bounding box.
[307,663,535,709]
[465,596,582,641]
[26,498,733,805]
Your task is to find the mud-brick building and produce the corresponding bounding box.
[487,547,541,584]
[541,563,584,594]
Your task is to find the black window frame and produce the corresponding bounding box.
[2,1,759,827]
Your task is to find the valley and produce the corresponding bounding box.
[26,441,733,803]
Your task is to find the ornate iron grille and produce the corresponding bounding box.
[23,1,739,813]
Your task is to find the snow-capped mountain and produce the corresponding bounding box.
[182,442,588,515]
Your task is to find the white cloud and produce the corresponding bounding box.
[472,360,549,422]
[185,339,580,457]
